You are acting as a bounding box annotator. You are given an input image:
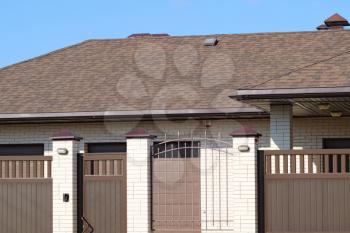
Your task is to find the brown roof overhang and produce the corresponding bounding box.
[232,87,350,101]
[0,107,265,123]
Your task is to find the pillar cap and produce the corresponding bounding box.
[50,129,82,141]
[125,128,156,139]
[230,127,261,138]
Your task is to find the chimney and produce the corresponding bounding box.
[317,13,350,30]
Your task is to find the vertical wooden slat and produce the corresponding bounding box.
[325,155,329,173]
[283,155,288,174]
[333,155,338,173]
[8,161,14,178]
[300,155,305,174]
[4,161,9,178]
[37,161,44,178]
[118,160,123,176]
[47,160,52,178]
[106,160,112,175]
[113,160,118,176]
[99,160,103,176]
[291,155,296,173]
[84,160,91,176]
[308,155,313,174]
[275,155,280,174]
[266,156,271,174]
[15,161,20,178]
[316,155,321,174]
[341,154,346,174]
[29,161,34,178]
[94,161,99,175]
[33,160,37,178]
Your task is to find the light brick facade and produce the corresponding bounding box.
[126,137,153,233]
[231,136,259,233]
[270,104,293,149]
[52,138,80,233]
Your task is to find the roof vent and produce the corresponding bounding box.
[317,13,350,30]
[128,33,170,38]
[203,38,218,46]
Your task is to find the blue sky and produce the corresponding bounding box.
[1,0,350,68]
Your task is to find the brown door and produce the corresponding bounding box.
[79,153,126,233]
[152,141,201,233]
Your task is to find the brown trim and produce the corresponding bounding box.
[257,151,265,233]
[0,108,263,120]
[0,155,52,161]
[0,178,52,182]
[266,173,350,179]
[263,149,350,155]
[83,153,126,160]
[233,86,350,100]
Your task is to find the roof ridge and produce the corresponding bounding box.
[78,29,350,42]
[0,39,94,72]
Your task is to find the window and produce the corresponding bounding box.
[153,141,200,158]
[323,138,350,149]
[323,138,350,173]
[0,144,44,156]
[86,142,126,153]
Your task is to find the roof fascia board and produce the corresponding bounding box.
[233,87,350,100]
[0,108,262,120]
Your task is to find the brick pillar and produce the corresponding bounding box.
[126,128,155,233]
[270,104,293,149]
[51,129,81,233]
[231,127,261,233]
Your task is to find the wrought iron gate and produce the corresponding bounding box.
[151,132,234,233]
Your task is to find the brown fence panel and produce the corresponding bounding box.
[82,153,126,233]
[262,149,350,233]
[0,156,52,233]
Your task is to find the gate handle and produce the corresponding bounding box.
[82,216,94,233]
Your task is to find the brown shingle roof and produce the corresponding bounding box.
[1,30,350,115]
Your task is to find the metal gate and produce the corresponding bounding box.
[0,156,53,233]
[151,133,234,233]
[260,149,350,233]
[79,153,126,233]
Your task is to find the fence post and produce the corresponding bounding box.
[126,128,155,233]
[51,129,81,233]
[231,127,261,233]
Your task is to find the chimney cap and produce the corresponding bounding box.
[324,13,350,27]
[317,24,330,30]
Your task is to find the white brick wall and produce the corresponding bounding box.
[126,138,152,233]
[52,139,79,233]
[232,137,258,233]
[0,117,348,151]
[270,105,293,149]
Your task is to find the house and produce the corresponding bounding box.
[0,13,350,233]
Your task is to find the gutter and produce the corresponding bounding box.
[0,108,265,123]
[232,86,350,100]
